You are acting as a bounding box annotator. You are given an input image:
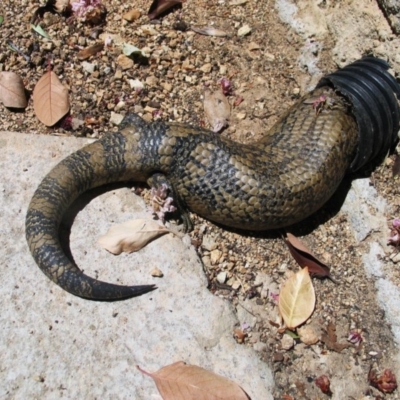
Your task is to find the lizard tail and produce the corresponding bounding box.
[26,127,156,300]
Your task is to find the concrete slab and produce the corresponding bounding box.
[0,132,273,399]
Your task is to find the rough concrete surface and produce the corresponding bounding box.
[0,132,273,399]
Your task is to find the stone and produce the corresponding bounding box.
[281,334,295,350]
[238,24,252,37]
[150,267,164,277]
[81,61,96,74]
[200,63,213,73]
[202,234,217,251]
[123,9,141,22]
[210,249,222,264]
[298,325,319,345]
[217,271,227,284]
[109,111,124,125]
[117,54,134,70]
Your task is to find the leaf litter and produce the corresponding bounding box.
[32,70,70,126]
[138,361,250,400]
[98,218,171,255]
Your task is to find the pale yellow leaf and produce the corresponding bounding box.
[98,219,170,255]
[33,71,70,126]
[278,267,315,330]
[0,71,27,108]
[138,361,250,400]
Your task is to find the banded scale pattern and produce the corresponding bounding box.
[26,57,400,300]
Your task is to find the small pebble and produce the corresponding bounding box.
[390,252,400,263]
[110,112,124,126]
[231,281,241,290]
[253,341,267,352]
[129,79,144,90]
[292,87,300,95]
[217,271,227,284]
[202,234,217,251]
[273,352,284,362]
[298,325,319,345]
[82,62,96,74]
[150,267,164,277]
[141,25,159,36]
[117,54,134,70]
[281,334,295,350]
[114,70,123,80]
[123,9,141,22]
[238,24,251,37]
[200,63,213,73]
[210,249,222,264]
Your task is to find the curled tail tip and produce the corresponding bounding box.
[84,283,157,301]
[318,56,400,172]
[58,271,157,301]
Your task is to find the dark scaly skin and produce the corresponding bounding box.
[26,87,358,300]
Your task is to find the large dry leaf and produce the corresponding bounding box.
[204,89,230,133]
[98,219,170,255]
[33,71,69,126]
[138,361,250,400]
[148,0,184,20]
[0,71,27,108]
[320,322,350,353]
[284,232,333,279]
[278,267,315,330]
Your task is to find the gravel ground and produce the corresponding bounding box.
[1,0,400,398]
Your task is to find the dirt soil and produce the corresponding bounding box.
[1,0,400,399]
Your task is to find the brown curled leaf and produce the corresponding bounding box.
[77,42,104,60]
[137,361,250,399]
[148,0,184,20]
[0,71,27,108]
[98,219,170,255]
[33,71,69,126]
[321,322,350,353]
[283,232,334,280]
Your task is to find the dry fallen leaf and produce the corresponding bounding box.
[77,42,104,60]
[138,361,250,400]
[98,219,170,255]
[278,267,315,330]
[33,71,69,126]
[321,322,350,353]
[148,0,184,20]
[204,89,231,133]
[284,232,333,280]
[0,71,27,108]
